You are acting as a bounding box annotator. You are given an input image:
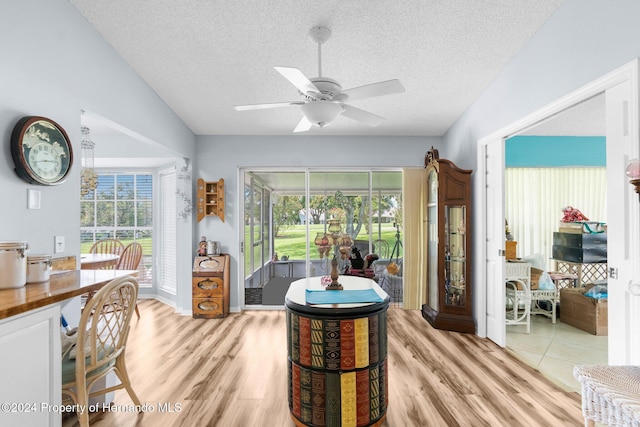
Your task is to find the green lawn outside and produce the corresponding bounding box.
[274,223,401,260]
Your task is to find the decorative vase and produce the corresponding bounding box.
[326,256,343,290]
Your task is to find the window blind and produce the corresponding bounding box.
[160,168,177,294]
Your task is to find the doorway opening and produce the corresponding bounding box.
[502,95,608,391]
[480,59,640,386]
[79,110,190,305]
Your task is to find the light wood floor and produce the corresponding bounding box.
[69,299,583,427]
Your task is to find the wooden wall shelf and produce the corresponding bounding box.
[197,178,225,222]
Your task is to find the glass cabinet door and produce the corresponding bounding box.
[445,205,466,307]
[427,170,438,311]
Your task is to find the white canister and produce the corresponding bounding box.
[207,241,220,256]
[0,241,29,289]
[26,254,52,284]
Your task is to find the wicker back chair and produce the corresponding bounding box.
[61,275,141,427]
[117,242,143,319]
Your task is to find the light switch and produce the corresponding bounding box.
[27,189,41,209]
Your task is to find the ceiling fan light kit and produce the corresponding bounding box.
[301,101,342,128]
[234,26,404,132]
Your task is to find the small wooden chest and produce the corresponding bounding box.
[192,254,229,318]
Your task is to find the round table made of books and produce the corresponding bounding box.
[285,275,390,427]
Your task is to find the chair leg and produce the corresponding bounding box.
[115,355,142,407]
[135,303,140,319]
[76,381,90,427]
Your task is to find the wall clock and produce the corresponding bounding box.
[10,116,73,185]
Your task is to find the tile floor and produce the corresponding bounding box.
[506,314,608,393]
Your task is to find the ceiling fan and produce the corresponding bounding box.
[234,26,405,133]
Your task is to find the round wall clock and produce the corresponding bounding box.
[10,116,73,185]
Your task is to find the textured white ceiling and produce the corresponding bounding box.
[519,93,605,136]
[70,0,565,136]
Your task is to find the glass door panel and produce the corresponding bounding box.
[270,172,306,278]
[427,169,438,311]
[371,171,402,260]
[243,178,253,280]
[445,205,467,307]
[244,171,305,306]
[309,171,371,274]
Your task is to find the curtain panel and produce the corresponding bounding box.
[505,167,607,271]
[402,167,428,309]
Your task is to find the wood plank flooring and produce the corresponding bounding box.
[69,299,583,427]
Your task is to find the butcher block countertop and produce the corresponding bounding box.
[0,269,137,320]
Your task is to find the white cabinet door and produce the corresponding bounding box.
[606,79,640,364]
[0,305,61,427]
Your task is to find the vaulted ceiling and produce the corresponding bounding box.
[70,0,565,136]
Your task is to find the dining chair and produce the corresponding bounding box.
[61,275,141,427]
[90,238,125,260]
[117,242,143,319]
[84,239,126,310]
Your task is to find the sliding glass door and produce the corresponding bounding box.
[241,168,402,307]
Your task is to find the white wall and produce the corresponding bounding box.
[445,0,640,342]
[0,1,195,307]
[195,135,440,309]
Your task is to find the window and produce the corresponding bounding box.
[81,172,153,286]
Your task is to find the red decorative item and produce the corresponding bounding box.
[560,206,589,222]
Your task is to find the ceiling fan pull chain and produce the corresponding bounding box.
[317,41,322,77]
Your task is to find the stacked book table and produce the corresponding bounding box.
[285,275,390,427]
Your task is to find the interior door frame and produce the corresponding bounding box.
[477,59,640,358]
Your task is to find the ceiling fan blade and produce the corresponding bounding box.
[293,116,313,133]
[340,79,405,102]
[274,66,320,97]
[340,104,385,127]
[234,101,304,111]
